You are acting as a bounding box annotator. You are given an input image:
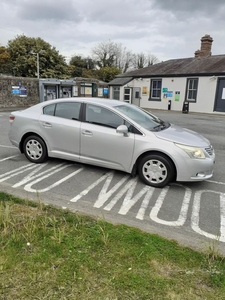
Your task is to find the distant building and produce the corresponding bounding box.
[108,34,225,114]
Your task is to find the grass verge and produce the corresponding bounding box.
[0,191,225,300]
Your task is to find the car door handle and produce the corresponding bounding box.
[42,122,52,128]
[82,130,93,136]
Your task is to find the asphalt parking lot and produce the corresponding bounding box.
[1,107,225,254]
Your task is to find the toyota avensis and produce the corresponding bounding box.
[8,97,215,188]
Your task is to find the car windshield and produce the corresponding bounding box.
[114,105,170,131]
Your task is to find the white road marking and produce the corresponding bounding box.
[70,172,129,203]
[104,178,154,216]
[207,180,225,186]
[24,164,82,193]
[191,190,225,242]
[0,155,19,162]
[0,164,37,182]
[13,163,61,187]
[0,145,17,149]
[94,173,129,208]
[1,151,225,243]
[150,185,192,226]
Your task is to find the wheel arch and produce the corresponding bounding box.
[132,151,177,181]
[19,132,47,154]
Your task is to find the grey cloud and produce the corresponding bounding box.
[15,0,82,22]
[153,0,225,16]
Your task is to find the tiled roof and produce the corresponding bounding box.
[108,77,133,86]
[116,55,225,78]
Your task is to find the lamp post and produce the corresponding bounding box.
[30,50,45,78]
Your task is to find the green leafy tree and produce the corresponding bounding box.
[0,46,12,74]
[7,35,70,78]
[69,55,96,77]
[96,66,121,82]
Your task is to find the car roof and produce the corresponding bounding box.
[42,97,126,108]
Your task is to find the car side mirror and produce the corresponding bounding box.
[116,125,129,137]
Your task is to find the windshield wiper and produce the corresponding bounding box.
[153,121,170,131]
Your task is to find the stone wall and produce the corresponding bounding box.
[0,75,109,109]
[0,75,39,108]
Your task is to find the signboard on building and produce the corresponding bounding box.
[103,88,108,95]
[12,85,27,97]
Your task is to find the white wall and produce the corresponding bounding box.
[109,76,225,114]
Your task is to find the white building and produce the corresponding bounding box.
[108,35,225,114]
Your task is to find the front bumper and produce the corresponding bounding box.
[175,154,215,182]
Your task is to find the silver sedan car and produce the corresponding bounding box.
[8,97,215,188]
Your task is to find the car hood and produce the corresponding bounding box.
[154,124,210,147]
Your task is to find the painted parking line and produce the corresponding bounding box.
[0,144,17,149]
[1,153,225,244]
[207,180,225,186]
[0,155,19,162]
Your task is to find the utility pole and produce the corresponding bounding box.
[30,50,45,78]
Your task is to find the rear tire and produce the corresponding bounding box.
[23,135,48,163]
[138,154,175,188]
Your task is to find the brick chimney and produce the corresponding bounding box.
[194,34,213,58]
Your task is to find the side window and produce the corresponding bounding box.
[55,102,81,120]
[43,104,56,116]
[149,79,162,101]
[185,78,198,102]
[86,104,124,129]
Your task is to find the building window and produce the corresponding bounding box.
[124,88,131,103]
[81,83,92,97]
[113,87,120,100]
[186,78,198,102]
[149,79,162,101]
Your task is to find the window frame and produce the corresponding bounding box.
[185,78,199,103]
[85,103,142,134]
[149,79,162,101]
[113,86,120,100]
[43,101,82,120]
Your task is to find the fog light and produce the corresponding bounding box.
[196,172,205,178]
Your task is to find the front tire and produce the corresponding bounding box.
[138,154,175,188]
[23,135,48,163]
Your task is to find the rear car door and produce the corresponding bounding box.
[80,103,135,171]
[39,102,81,158]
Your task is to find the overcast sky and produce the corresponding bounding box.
[1,0,225,63]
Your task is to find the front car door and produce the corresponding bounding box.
[80,103,135,172]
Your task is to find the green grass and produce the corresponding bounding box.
[0,191,225,300]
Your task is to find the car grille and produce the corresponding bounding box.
[205,145,214,156]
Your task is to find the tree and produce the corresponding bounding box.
[113,44,133,73]
[92,40,117,68]
[0,46,12,74]
[69,55,96,77]
[92,40,133,73]
[7,35,70,78]
[96,66,121,82]
[147,54,159,66]
[91,41,158,74]
[133,53,159,69]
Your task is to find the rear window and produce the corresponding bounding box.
[43,102,81,120]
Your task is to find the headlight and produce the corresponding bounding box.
[175,143,205,159]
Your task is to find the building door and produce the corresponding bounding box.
[214,78,225,112]
[132,87,141,106]
[92,83,97,97]
[124,87,132,103]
